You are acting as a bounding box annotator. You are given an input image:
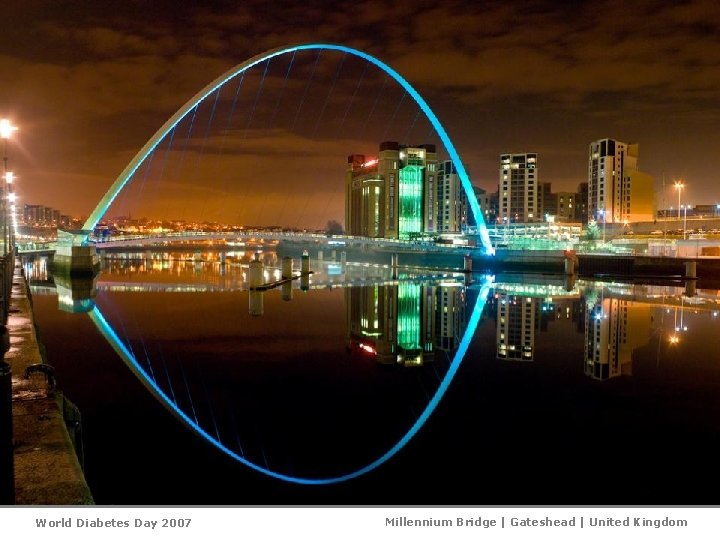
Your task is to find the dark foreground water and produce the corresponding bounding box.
[25,251,720,504]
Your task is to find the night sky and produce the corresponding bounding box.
[2,0,719,228]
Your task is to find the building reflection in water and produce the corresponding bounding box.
[25,256,98,313]
[345,281,467,366]
[493,280,583,362]
[496,293,539,361]
[584,292,652,380]
[54,273,98,313]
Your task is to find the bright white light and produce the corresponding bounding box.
[0,119,17,140]
[7,193,16,203]
[4,172,13,184]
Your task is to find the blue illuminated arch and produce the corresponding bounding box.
[82,43,494,254]
[88,279,492,485]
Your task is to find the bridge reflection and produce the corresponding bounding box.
[23,253,720,484]
[85,279,492,485]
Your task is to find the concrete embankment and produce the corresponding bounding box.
[474,250,720,280]
[6,261,93,504]
[276,239,720,283]
[576,253,720,280]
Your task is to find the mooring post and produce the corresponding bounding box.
[248,291,264,316]
[249,253,264,289]
[281,257,293,280]
[281,281,293,302]
[684,260,697,280]
[301,250,310,274]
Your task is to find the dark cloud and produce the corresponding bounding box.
[1,0,719,224]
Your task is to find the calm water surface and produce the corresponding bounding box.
[25,251,720,504]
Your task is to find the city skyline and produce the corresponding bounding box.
[2,0,720,228]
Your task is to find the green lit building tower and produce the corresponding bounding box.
[346,283,435,366]
[346,141,438,239]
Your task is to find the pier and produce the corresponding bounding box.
[2,260,92,504]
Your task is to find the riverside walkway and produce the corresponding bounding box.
[5,260,92,504]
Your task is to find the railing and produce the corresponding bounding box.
[0,252,14,323]
[1,251,15,503]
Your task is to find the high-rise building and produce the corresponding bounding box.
[588,139,655,224]
[469,186,494,227]
[556,192,577,221]
[23,204,42,225]
[499,153,539,223]
[539,181,556,219]
[23,204,62,226]
[346,154,384,237]
[488,190,499,224]
[436,160,469,233]
[346,141,438,239]
[576,182,589,223]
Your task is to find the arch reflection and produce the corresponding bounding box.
[85,276,492,485]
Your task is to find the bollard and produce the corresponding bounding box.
[281,257,293,280]
[684,280,696,298]
[564,274,577,292]
[281,281,293,302]
[684,261,697,280]
[564,257,575,275]
[249,256,264,289]
[300,274,310,292]
[301,250,310,274]
[249,290,264,316]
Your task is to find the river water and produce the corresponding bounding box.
[24,250,720,504]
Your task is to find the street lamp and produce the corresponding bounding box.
[4,173,14,250]
[682,204,688,239]
[674,180,684,221]
[0,119,16,503]
[0,120,17,255]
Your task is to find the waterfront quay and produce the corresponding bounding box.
[2,259,92,505]
[276,237,720,282]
